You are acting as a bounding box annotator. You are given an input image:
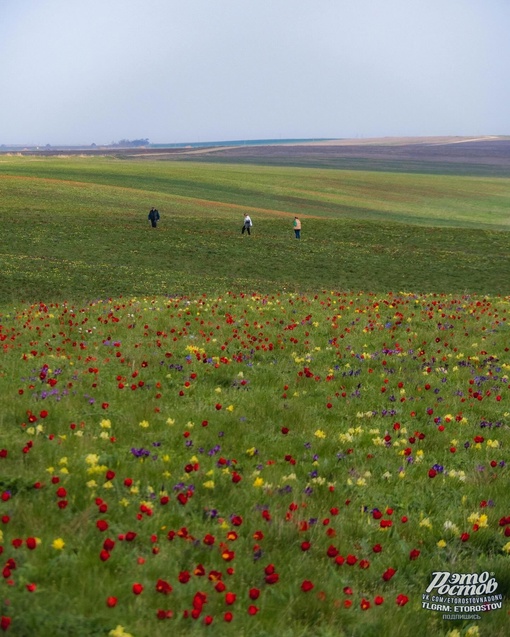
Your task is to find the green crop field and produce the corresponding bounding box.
[0,156,509,303]
[0,154,509,637]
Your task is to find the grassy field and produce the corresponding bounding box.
[0,156,509,303]
[0,291,509,637]
[0,155,509,637]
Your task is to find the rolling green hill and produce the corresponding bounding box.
[0,156,509,302]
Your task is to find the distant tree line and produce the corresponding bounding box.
[109,138,149,147]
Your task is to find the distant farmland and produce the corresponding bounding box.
[4,136,510,176]
[162,136,510,176]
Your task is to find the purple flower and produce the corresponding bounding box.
[131,447,150,458]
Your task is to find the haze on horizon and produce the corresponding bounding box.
[1,0,508,147]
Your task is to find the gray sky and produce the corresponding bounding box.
[1,0,509,145]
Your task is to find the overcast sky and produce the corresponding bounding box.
[1,0,508,145]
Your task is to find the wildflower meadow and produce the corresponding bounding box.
[0,154,509,636]
[0,291,509,637]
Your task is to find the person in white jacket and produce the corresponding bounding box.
[242,214,253,235]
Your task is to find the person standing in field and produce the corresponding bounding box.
[293,216,301,239]
[148,207,160,228]
[242,213,252,235]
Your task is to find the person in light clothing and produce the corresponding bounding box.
[293,216,301,239]
[242,214,253,235]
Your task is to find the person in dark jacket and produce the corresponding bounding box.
[148,207,160,228]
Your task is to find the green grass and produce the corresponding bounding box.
[2,157,510,226]
[0,157,509,304]
[0,156,509,636]
[0,291,509,637]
